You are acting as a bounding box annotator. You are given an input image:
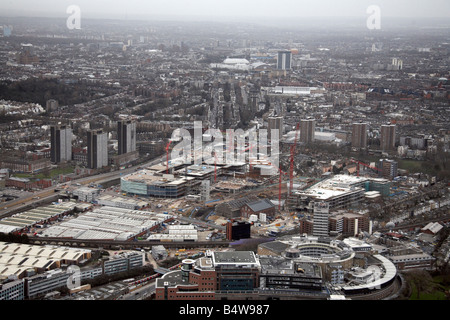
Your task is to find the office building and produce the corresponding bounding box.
[300,119,315,144]
[0,279,24,300]
[379,159,398,180]
[259,255,324,292]
[87,129,108,169]
[117,120,136,155]
[329,212,370,236]
[313,202,330,237]
[50,125,72,164]
[155,251,260,300]
[26,269,70,299]
[121,170,199,198]
[103,252,145,275]
[381,124,396,151]
[352,123,368,149]
[226,221,251,241]
[277,51,292,70]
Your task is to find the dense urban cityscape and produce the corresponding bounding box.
[0,1,449,311]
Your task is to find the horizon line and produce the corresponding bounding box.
[1,13,450,21]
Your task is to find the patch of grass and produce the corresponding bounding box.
[408,273,450,300]
[410,286,446,300]
[46,166,75,178]
[355,155,440,176]
[398,159,438,175]
[12,166,75,181]
[12,173,33,178]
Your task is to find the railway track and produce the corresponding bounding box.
[375,213,450,233]
[28,237,232,249]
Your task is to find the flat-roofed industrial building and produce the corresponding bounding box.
[40,206,174,241]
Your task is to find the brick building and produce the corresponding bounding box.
[240,199,276,219]
[155,251,260,300]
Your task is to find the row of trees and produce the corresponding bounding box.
[0,78,106,107]
[0,232,30,244]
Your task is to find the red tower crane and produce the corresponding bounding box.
[165,140,172,174]
[279,167,282,211]
[350,158,381,176]
[278,168,288,211]
[214,152,218,183]
[289,123,301,195]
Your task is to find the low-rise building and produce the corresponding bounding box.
[240,199,276,219]
[0,279,25,300]
[215,195,259,219]
[103,251,145,275]
[389,253,435,271]
[0,157,51,174]
[72,187,100,202]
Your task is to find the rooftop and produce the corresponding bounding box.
[122,170,195,186]
[0,241,91,280]
[246,199,275,212]
[294,175,378,200]
[258,240,291,255]
[421,222,443,234]
[212,251,259,266]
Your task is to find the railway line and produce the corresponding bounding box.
[375,213,450,233]
[28,236,232,250]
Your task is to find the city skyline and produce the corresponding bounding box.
[1,0,450,21]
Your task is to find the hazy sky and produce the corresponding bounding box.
[1,0,449,20]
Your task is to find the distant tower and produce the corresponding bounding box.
[50,125,72,164]
[277,51,292,70]
[268,116,283,140]
[352,123,368,149]
[16,44,39,65]
[3,25,12,37]
[117,120,136,155]
[87,129,108,169]
[46,99,59,113]
[300,119,315,144]
[380,124,396,151]
[249,88,260,113]
[392,58,403,70]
